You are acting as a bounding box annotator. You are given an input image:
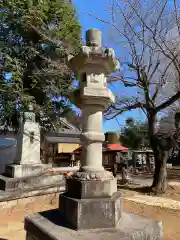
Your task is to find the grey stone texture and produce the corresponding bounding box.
[0,173,64,192]
[68,170,114,181]
[59,191,122,230]
[66,177,117,199]
[5,164,52,178]
[25,209,163,240]
[86,28,102,47]
[0,186,65,205]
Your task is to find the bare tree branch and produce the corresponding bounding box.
[105,102,145,120]
[173,0,180,37]
[90,0,180,129]
[156,91,180,112]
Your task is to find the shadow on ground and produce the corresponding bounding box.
[118,184,152,194]
[118,181,180,199]
[130,173,153,179]
[130,169,180,181]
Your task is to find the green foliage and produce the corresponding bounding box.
[35,99,81,131]
[0,0,81,128]
[125,117,135,128]
[65,109,81,130]
[120,117,150,150]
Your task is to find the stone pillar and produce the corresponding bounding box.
[81,105,104,172]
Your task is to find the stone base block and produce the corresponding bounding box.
[166,163,172,169]
[5,164,52,178]
[59,191,122,230]
[24,209,163,240]
[0,185,65,203]
[0,173,64,192]
[66,177,117,198]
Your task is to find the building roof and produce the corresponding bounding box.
[45,136,80,144]
[103,143,128,151]
[44,131,81,144]
[59,117,81,133]
[43,114,81,144]
[74,143,128,153]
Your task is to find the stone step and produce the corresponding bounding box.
[0,183,66,203]
[5,164,52,178]
[0,173,65,192]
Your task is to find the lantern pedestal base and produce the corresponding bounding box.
[25,208,163,240]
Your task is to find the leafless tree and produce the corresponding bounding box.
[92,0,180,194]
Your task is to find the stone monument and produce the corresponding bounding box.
[17,104,40,163]
[6,103,45,178]
[24,29,163,240]
[0,103,64,195]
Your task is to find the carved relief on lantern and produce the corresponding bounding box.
[86,72,106,88]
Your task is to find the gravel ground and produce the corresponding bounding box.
[0,194,179,240]
[124,199,180,240]
[0,169,180,240]
[0,195,59,240]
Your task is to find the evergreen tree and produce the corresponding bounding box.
[0,0,81,129]
[120,117,150,150]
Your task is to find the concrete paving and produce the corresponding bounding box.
[130,177,152,186]
[118,174,180,210]
[124,194,180,210]
[117,173,152,186]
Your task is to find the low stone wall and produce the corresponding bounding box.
[0,186,64,212]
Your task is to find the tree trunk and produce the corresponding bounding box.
[151,135,174,193]
[150,135,174,194]
[151,157,167,194]
[147,112,173,194]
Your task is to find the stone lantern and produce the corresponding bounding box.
[61,29,120,230]
[24,29,163,240]
[68,28,118,174]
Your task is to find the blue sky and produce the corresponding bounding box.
[72,0,146,132]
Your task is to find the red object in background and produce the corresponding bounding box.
[74,143,128,153]
[103,143,128,151]
[44,169,57,174]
